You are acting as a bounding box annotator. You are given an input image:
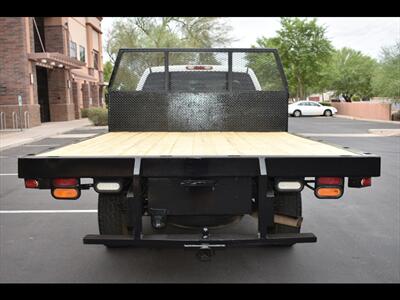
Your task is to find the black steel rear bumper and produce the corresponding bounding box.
[83,233,317,248]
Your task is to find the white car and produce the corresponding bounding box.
[288,101,337,117]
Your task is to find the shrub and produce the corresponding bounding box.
[81,108,89,118]
[320,101,332,106]
[351,95,361,102]
[87,107,108,126]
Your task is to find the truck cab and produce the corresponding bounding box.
[136,65,262,92]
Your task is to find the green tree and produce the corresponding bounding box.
[105,17,234,90]
[245,46,286,91]
[327,48,376,101]
[372,41,400,101]
[105,17,234,63]
[103,60,113,83]
[102,60,113,107]
[252,18,333,99]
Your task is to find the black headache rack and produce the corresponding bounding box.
[17,48,381,250]
[107,48,289,132]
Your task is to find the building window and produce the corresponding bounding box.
[79,46,86,62]
[70,41,77,59]
[93,50,99,70]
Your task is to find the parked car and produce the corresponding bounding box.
[289,101,337,117]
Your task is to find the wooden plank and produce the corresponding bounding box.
[38,132,358,158]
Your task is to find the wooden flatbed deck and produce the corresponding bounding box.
[38,132,358,158]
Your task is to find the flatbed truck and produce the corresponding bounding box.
[18,48,380,260]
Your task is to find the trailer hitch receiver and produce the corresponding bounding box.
[184,244,225,261]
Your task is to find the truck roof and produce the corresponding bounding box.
[136,65,262,91]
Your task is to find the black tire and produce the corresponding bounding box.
[324,109,333,117]
[293,110,302,117]
[98,193,131,248]
[267,192,302,246]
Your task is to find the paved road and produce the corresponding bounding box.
[0,117,399,283]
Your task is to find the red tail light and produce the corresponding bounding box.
[348,177,372,188]
[52,178,79,187]
[361,177,371,187]
[25,179,39,189]
[317,177,343,185]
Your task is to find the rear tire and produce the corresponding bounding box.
[324,109,333,117]
[293,110,302,117]
[98,193,131,248]
[267,192,302,246]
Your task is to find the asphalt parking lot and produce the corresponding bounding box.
[0,117,399,283]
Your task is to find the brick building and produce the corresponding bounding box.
[0,17,104,129]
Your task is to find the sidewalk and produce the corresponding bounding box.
[0,119,92,151]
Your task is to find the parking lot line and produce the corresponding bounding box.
[0,210,97,213]
[0,173,18,176]
[22,144,60,147]
[50,134,97,139]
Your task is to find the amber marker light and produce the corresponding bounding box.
[51,188,80,200]
[315,187,343,199]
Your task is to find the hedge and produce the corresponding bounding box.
[87,108,108,126]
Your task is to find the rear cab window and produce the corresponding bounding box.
[142,71,256,92]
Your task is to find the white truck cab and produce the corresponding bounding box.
[136,65,262,91]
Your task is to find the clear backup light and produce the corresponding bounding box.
[275,180,304,192]
[94,182,122,193]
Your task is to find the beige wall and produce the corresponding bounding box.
[68,17,103,81]
[68,17,88,63]
[331,102,392,121]
[85,17,101,31]
[92,30,99,51]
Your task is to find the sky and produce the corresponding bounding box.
[101,17,400,61]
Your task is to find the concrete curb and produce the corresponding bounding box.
[368,129,400,136]
[334,114,400,124]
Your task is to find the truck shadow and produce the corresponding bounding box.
[92,216,301,283]
[97,245,298,283]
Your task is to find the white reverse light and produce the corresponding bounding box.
[276,180,304,192]
[95,182,121,193]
